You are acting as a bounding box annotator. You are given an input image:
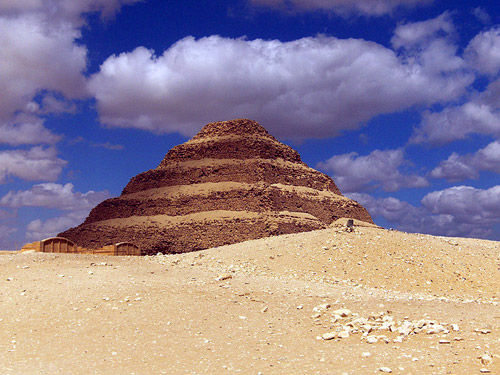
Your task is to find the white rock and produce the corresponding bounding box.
[361,351,371,357]
[398,326,412,336]
[321,332,336,340]
[480,369,491,373]
[362,324,374,333]
[338,331,350,339]
[379,367,392,373]
[480,353,494,366]
[366,336,378,344]
[380,322,393,331]
[427,324,445,334]
[313,303,331,312]
[332,308,352,317]
[474,329,492,334]
[215,273,232,281]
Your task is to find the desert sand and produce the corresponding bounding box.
[1,224,500,374]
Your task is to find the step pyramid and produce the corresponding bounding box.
[59,119,373,254]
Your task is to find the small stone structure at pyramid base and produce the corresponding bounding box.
[21,236,141,256]
[58,118,374,255]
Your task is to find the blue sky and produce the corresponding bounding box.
[1,0,500,249]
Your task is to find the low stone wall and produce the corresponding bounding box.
[21,237,141,256]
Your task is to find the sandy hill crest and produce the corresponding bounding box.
[3,225,500,374]
[59,118,373,254]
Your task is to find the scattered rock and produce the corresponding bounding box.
[313,303,331,312]
[366,336,378,344]
[321,332,336,340]
[474,329,492,334]
[215,273,232,281]
[332,308,351,317]
[480,353,494,366]
[338,331,350,339]
[315,308,461,345]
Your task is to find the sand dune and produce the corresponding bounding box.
[1,225,499,374]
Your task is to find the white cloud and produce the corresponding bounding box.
[248,0,432,16]
[392,13,468,81]
[431,141,500,181]
[412,79,500,144]
[0,115,61,146]
[422,185,500,225]
[350,192,423,224]
[89,34,472,140]
[0,0,140,147]
[350,189,498,239]
[0,0,142,27]
[91,142,124,150]
[0,183,110,211]
[411,26,500,145]
[39,94,77,115]
[0,182,111,243]
[466,27,500,76]
[317,149,428,192]
[0,15,88,120]
[391,12,454,49]
[430,153,478,182]
[472,7,491,25]
[26,212,87,241]
[0,147,67,184]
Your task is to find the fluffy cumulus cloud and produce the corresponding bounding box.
[412,26,500,145]
[26,212,87,241]
[422,186,500,228]
[0,183,110,210]
[351,187,500,239]
[0,182,111,242]
[0,115,61,146]
[431,141,500,181]
[88,32,472,140]
[0,147,67,184]
[350,193,424,226]
[392,12,468,81]
[0,0,140,149]
[0,0,142,26]
[0,15,87,121]
[412,100,500,145]
[466,27,500,76]
[317,149,428,192]
[391,12,455,49]
[248,0,432,16]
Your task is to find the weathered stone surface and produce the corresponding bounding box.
[59,119,373,254]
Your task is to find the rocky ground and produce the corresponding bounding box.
[1,224,500,374]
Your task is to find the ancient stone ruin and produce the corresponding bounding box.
[59,118,373,255]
